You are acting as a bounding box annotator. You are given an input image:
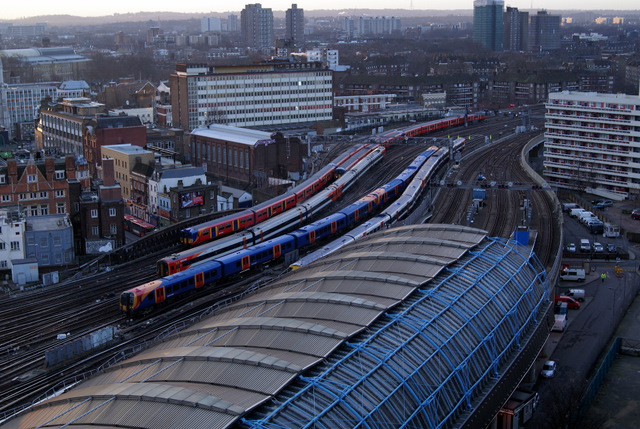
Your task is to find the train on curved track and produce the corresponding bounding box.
[177,112,485,248]
[120,114,484,315]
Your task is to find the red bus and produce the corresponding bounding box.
[124,215,156,237]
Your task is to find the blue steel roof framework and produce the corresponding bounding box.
[1,224,549,429]
[241,232,548,428]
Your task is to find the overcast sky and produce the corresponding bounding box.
[3,1,637,20]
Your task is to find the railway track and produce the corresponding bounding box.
[0,114,554,421]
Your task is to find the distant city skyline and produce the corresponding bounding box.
[2,1,638,21]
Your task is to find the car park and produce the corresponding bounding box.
[632,209,640,220]
[593,242,604,252]
[541,360,557,378]
[555,295,581,309]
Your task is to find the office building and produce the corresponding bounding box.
[473,0,504,52]
[241,3,273,51]
[529,11,562,51]
[170,62,333,131]
[544,91,640,199]
[504,7,529,51]
[285,4,304,48]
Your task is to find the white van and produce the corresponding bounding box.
[579,211,596,223]
[565,289,585,301]
[570,208,586,218]
[560,268,586,282]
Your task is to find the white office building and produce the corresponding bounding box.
[544,91,640,199]
[170,62,333,131]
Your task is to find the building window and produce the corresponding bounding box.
[55,170,65,179]
[40,237,48,247]
[92,226,99,236]
[0,175,5,184]
[1,194,10,202]
[54,236,62,246]
[110,224,117,235]
[109,207,116,216]
[0,242,5,250]
[10,241,20,251]
[30,206,38,216]
[0,261,6,268]
[27,174,36,183]
[55,190,65,197]
[56,203,65,214]
[40,205,49,215]
[39,191,48,198]
[90,209,98,218]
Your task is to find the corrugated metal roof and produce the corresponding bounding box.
[3,224,549,429]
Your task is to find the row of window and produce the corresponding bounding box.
[0,241,21,251]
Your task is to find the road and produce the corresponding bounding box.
[525,208,639,428]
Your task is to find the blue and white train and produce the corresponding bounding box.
[289,138,465,270]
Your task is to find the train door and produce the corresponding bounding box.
[331,221,338,234]
[309,230,316,244]
[233,219,240,231]
[273,243,281,259]
[155,286,165,304]
[195,272,205,289]
[354,210,360,222]
[241,255,251,272]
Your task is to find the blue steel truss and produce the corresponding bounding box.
[241,236,549,429]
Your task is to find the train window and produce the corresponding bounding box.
[203,230,210,236]
[236,262,241,268]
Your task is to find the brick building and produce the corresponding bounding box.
[190,124,305,189]
[83,115,147,174]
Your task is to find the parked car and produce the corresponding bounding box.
[607,243,617,253]
[555,295,581,309]
[594,199,613,209]
[566,288,586,302]
[565,243,576,252]
[593,242,604,252]
[579,239,591,253]
[632,209,640,220]
[541,360,557,378]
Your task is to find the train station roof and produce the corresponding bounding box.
[3,224,549,429]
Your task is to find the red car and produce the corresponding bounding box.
[632,209,640,220]
[555,295,581,309]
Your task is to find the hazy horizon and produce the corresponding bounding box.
[3,1,639,21]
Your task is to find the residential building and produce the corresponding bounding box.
[544,91,640,199]
[285,4,305,49]
[150,166,209,226]
[24,214,74,268]
[76,158,125,254]
[473,0,504,52]
[83,115,147,174]
[167,179,218,223]
[170,62,332,131]
[241,3,274,51]
[0,208,25,271]
[201,17,222,33]
[503,7,529,52]
[101,144,154,203]
[36,98,106,156]
[529,10,562,51]
[0,155,80,217]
